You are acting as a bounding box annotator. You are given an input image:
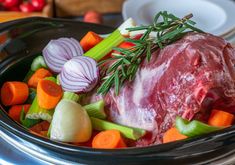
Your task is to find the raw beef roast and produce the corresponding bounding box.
[88,32,235,146]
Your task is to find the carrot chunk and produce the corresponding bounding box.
[163,127,187,143]
[92,130,127,149]
[28,68,52,88]
[37,79,63,109]
[80,31,103,52]
[8,104,31,122]
[208,109,234,127]
[1,81,29,106]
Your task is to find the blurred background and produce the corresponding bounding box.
[0,0,235,44]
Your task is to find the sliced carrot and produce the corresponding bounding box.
[28,68,52,88]
[8,104,31,122]
[92,130,127,149]
[208,109,234,127]
[1,81,29,106]
[80,31,103,52]
[37,79,63,109]
[163,127,187,143]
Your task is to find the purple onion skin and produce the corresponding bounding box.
[59,56,99,93]
[43,37,84,73]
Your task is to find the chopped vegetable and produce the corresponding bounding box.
[26,96,54,122]
[118,18,136,37]
[90,117,146,140]
[208,110,234,127]
[1,81,29,106]
[63,91,80,102]
[92,130,126,149]
[28,68,52,88]
[59,56,99,93]
[42,37,84,73]
[84,29,125,61]
[163,127,187,143]
[175,116,222,137]
[20,108,41,128]
[83,100,106,119]
[80,31,103,52]
[30,121,50,134]
[26,88,36,104]
[8,104,31,122]
[50,99,92,143]
[44,76,57,83]
[31,55,48,71]
[37,79,63,109]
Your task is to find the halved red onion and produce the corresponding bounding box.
[59,56,99,93]
[42,37,84,73]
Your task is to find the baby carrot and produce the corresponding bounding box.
[208,109,234,127]
[80,31,103,52]
[1,81,29,106]
[8,104,31,122]
[37,79,63,109]
[92,129,127,149]
[163,127,187,143]
[28,68,52,88]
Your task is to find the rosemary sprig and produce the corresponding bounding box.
[97,11,203,95]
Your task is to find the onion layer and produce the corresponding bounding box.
[43,37,83,73]
[59,56,99,93]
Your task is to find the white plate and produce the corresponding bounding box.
[122,0,235,36]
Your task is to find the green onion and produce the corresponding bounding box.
[20,107,41,128]
[63,91,80,102]
[83,100,106,119]
[175,116,222,137]
[84,29,125,61]
[31,56,48,71]
[90,117,146,140]
[26,88,36,104]
[26,96,54,122]
[23,69,34,83]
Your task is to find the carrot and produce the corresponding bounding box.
[8,104,31,122]
[37,79,63,109]
[28,68,52,88]
[163,127,187,143]
[80,31,103,52]
[1,81,29,106]
[208,109,234,127]
[92,129,127,149]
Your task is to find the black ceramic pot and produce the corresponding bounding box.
[1,17,235,165]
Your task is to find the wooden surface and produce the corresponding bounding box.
[55,0,125,17]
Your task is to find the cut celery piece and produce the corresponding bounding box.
[84,29,125,61]
[26,96,54,122]
[20,108,41,128]
[56,75,60,85]
[23,69,34,83]
[63,92,80,102]
[44,76,57,83]
[31,56,48,71]
[47,124,52,138]
[26,88,36,104]
[83,100,106,119]
[90,117,146,140]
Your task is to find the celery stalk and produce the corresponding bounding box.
[26,88,36,104]
[84,29,125,61]
[56,75,60,85]
[20,108,41,128]
[63,92,80,102]
[31,56,48,71]
[83,100,106,119]
[90,117,146,140]
[26,96,54,122]
[47,124,52,138]
[44,76,57,83]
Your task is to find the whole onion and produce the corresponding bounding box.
[43,37,84,73]
[59,56,99,93]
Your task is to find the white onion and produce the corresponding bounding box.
[59,56,99,93]
[42,37,84,73]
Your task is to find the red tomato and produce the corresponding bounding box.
[19,2,35,13]
[3,0,21,8]
[31,0,45,11]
